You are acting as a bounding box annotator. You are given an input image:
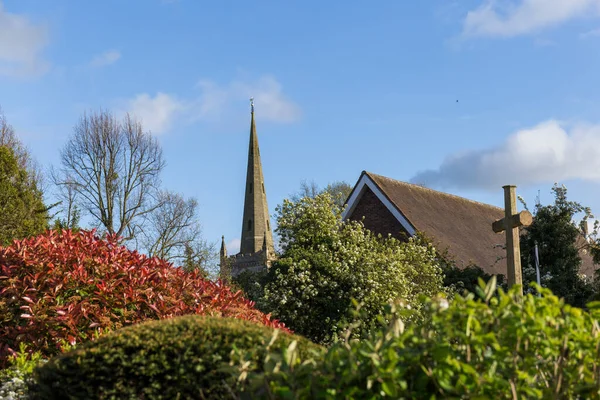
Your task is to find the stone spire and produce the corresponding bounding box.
[220,235,227,259]
[219,235,229,277]
[239,98,274,255]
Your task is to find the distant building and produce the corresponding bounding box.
[343,171,596,277]
[220,101,276,278]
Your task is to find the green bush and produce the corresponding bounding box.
[232,269,268,304]
[240,279,600,399]
[29,316,322,400]
[263,194,445,345]
[442,263,506,295]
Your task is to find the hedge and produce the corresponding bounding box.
[30,315,322,400]
[0,229,287,367]
[240,278,600,399]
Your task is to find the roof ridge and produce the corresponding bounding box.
[364,171,504,212]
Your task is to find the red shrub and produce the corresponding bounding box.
[0,229,287,367]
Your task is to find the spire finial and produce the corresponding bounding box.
[250,97,254,114]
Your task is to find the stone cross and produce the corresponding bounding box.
[492,185,533,295]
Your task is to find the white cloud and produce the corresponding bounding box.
[411,120,600,190]
[90,50,121,67]
[127,92,185,135]
[193,75,301,123]
[226,238,241,255]
[463,0,600,38]
[123,75,299,135]
[0,1,49,77]
[581,27,600,38]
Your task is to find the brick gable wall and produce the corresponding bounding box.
[347,187,410,241]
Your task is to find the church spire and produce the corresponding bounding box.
[219,235,229,278]
[220,235,227,259]
[239,98,274,255]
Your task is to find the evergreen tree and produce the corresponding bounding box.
[520,184,594,308]
[0,146,48,245]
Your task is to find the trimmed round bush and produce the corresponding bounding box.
[0,229,288,367]
[29,315,322,400]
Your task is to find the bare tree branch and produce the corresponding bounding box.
[56,110,165,241]
[290,179,353,208]
[140,190,217,270]
[50,167,81,229]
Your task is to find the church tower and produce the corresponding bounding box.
[220,99,275,278]
[239,99,274,255]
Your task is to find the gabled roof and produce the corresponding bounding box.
[343,171,508,274]
[344,171,597,279]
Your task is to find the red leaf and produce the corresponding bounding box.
[0,229,289,369]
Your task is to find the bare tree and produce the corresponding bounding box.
[51,172,81,230]
[323,181,353,208]
[140,190,217,271]
[290,179,320,203]
[56,110,165,240]
[290,179,353,208]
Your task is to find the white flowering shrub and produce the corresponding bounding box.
[0,344,46,400]
[0,373,29,400]
[262,193,446,344]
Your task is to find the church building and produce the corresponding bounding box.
[220,100,276,278]
[343,171,596,277]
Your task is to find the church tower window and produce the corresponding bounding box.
[248,219,252,231]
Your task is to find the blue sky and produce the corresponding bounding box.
[2,0,600,254]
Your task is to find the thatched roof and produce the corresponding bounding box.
[344,171,596,278]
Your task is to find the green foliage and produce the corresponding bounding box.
[181,242,210,277]
[0,344,45,400]
[520,184,595,308]
[233,269,268,304]
[262,193,445,345]
[241,279,600,399]
[0,146,48,246]
[51,205,81,233]
[3,343,45,377]
[442,263,506,295]
[30,315,322,400]
[0,229,287,367]
[322,181,353,208]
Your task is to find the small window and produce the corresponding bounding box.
[247,219,252,231]
[267,221,270,230]
[262,183,265,193]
